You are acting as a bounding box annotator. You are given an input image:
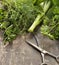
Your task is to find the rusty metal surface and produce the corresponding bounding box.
[0,31,59,65]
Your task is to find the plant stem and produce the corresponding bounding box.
[28,1,51,32]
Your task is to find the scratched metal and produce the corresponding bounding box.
[0,31,59,65]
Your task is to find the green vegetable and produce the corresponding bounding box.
[40,14,59,39]
[28,0,51,32]
[0,0,59,44]
[28,13,44,32]
[28,0,59,40]
[0,0,40,43]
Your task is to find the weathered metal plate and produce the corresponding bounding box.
[0,31,59,65]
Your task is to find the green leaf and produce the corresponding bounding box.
[5,25,13,36]
[0,21,9,29]
[53,6,59,14]
[52,0,59,6]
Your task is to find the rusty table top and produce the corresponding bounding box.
[0,31,59,65]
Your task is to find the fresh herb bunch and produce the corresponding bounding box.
[28,0,59,40]
[40,0,59,39]
[0,0,59,44]
[0,0,40,44]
